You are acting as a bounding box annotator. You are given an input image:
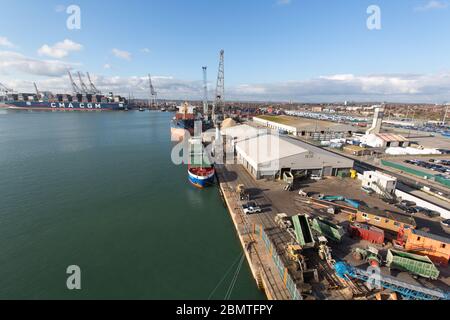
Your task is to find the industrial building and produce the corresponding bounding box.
[362,171,397,197]
[235,134,354,180]
[253,115,356,141]
[343,145,374,156]
[361,133,410,148]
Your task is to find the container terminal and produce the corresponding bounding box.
[180,50,450,301]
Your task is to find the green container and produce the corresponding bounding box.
[311,217,345,242]
[386,249,440,280]
[292,214,315,248]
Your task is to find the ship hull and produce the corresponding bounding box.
[188,168,215,189]
[0,101,128,111]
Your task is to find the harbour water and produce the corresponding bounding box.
[0,110,264,300]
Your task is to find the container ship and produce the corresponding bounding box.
[0,72,128,111]
[187,136,215,189]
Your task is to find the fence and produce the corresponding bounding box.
[254,224,303,300]
[381,160,450,189]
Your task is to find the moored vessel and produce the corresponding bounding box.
[187,136,215,189]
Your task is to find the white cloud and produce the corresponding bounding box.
[415,0,448,11]
[276,0,292,5]
[0,50,77,77]
[141,48,151,54]
[38,39,83,59]
[3,69,450,103]
[0,36,15,48]
[54,5,66,13]
[227,73,450,102]
[103,64,112,69]
[112,48,132,60]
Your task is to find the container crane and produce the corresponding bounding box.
[334,262,449,300]
[87,72,101,95]
[77,72,90,95]
[0,82,13,94]
[33,82,43,101]
[67,70,81,94]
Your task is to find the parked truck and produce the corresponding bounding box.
[386,249,440,280]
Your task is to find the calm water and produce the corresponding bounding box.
[0,110,264,300]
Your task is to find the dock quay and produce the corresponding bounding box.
[215,164,292,300]
[215,164,357,300]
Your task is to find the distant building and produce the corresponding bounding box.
[343,145,374,157]
[361,133,410,148]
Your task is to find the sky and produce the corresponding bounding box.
[1,0,450,103]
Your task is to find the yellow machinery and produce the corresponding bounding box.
[287,244,302,261]
[350,169,358,179]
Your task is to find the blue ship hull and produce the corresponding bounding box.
[188,169,215,189]
[1,101,128,111]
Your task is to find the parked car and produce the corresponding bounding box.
[242,202,262,215]
[441,219,450,234]
[395,204,417,215]
[310,174,322,181]
[400,200,416,207]
[361,186,374,195]
[381,197,397,205]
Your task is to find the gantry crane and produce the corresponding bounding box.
[67,70,81,94]
[77,72,90,95]
[87,72,101,95]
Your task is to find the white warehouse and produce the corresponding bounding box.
[235,134,354,180]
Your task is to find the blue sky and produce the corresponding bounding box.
[1,0,450,102]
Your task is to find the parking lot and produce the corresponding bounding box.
[403,158,450,177]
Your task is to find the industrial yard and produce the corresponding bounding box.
[215,161,449,300]
[205,98,450,301]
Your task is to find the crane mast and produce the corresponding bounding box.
[202,66,209,119]
[148,74,157,108]
[213,49,225,124]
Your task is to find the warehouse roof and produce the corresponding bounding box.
[222,124,267,141]
[255,115,356,132]
[375,133,409,142]
[235,134,354,168]
[235,134,309,165]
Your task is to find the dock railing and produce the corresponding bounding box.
[254,224,303,300]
